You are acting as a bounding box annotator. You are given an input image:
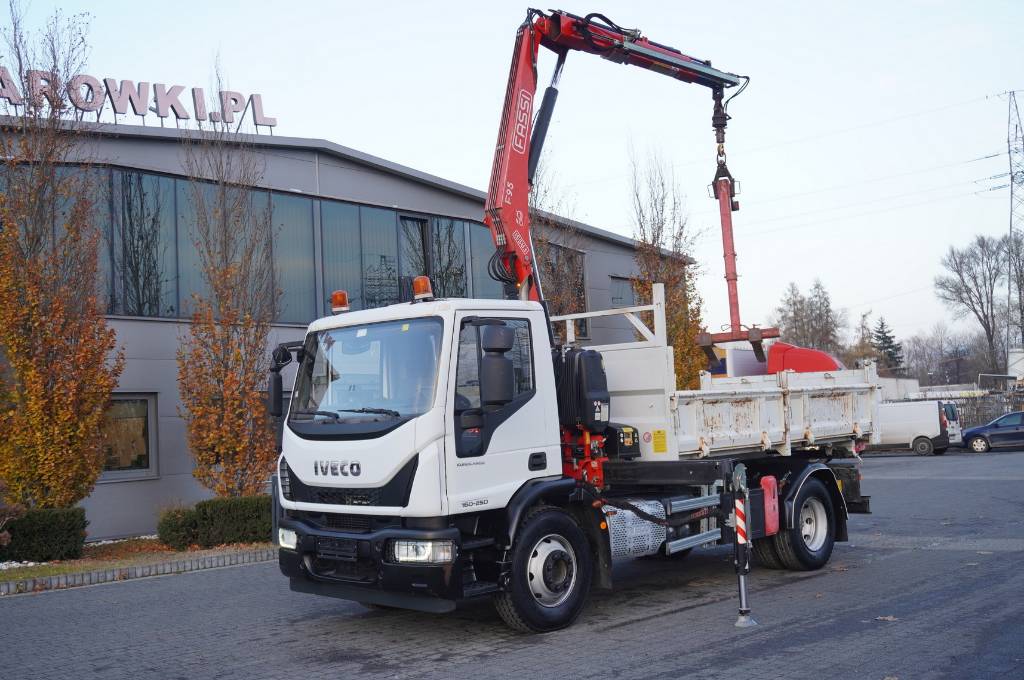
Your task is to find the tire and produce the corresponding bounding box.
[968,436,990,453]
[494,506,593,633]
[752,537,784,569]
[934,447,947,455]
[772,478,836,571]
[912,437,934,456]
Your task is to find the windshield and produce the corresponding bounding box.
[290,317,443,422]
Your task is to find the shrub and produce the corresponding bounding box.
[192,496,272,547]
[157,507,199,551]
[0,478,24,548]
[0,507,87,562]
[157,496,271,550]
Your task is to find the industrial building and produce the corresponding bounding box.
[69,123,643,538]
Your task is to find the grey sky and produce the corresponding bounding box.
[21,0,1023,340]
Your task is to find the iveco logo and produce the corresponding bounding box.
[313,460,362,477]
[511,88,532,154]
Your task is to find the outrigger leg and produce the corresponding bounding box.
[732,464,758,628]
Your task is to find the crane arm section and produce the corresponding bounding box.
[483,9,745,302]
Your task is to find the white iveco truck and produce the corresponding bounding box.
[269,283,876,632]
[269,8,876,632]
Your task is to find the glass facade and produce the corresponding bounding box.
[272,193,316,323]
[54,165,577,326]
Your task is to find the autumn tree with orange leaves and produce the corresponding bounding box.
[175,101,279,498]
[0,5,125,508]
[630,152,706,390]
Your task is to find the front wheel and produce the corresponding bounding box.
[773,478,836,571]
[968,436,990,453]
[912,437,934,456]
[494,506,593,633]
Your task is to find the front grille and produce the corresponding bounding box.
[317,536,358,561]
[278,458,292,499]
[323,513,372,533]
[311,487,383,506]
[280,456,418,507]
[289,510,397,534]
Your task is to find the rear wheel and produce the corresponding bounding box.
[968,436,990,453]
[494,506,593,633]
[913,437,934,456]
[773,478,836,571]
[752,537,784,569]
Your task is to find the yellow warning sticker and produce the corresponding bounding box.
[401,323,409,332]
[652,429,667,453]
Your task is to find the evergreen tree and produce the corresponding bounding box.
[775,279,845,354]
[871,317,904,373]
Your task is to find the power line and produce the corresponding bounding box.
[740,188,998,238]
[563,93,1003,189]
[846,286,935,310]
[695,174,1004,230]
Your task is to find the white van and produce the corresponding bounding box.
[874,400,952,455]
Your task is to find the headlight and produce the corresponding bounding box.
[390,539,455,564]
[278,528,298,550]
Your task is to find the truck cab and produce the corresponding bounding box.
[274,296,561,613]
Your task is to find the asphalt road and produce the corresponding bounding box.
[3,450,1023,680]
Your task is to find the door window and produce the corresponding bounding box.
[454,319,533,412]
[453,317,534,457]
[997,412,1023,427]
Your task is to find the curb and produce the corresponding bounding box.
[0,546,277,596]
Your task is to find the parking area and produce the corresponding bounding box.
[2,450,1023,680]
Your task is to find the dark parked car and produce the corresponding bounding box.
[961,411,1024,453]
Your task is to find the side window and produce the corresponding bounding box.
[454,318,533,412]
[453,317,535,458]
[1000,413,1023,427]
[506,319,534,395]
[454,323,481,412]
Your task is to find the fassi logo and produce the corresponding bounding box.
[511,89,532,154]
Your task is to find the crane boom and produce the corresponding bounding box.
[483,9,744,305]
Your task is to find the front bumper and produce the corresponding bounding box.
[277,515,464,613]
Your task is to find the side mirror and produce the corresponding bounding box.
[481,325,514,353]
[479,326,515,408]
[268,371,283,418]
[271,345,292,370]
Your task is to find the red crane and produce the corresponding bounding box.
[483,8,779,359]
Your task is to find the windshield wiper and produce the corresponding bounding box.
[290,409,342,421]
[335,407,401,417]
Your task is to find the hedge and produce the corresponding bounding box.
[158,496,272,551]
[0,507,88,562]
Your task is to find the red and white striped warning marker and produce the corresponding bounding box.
[735,497,747,544]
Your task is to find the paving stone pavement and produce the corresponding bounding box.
[1,451,1022,680]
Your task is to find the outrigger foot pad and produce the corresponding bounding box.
[735,613,758,628]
